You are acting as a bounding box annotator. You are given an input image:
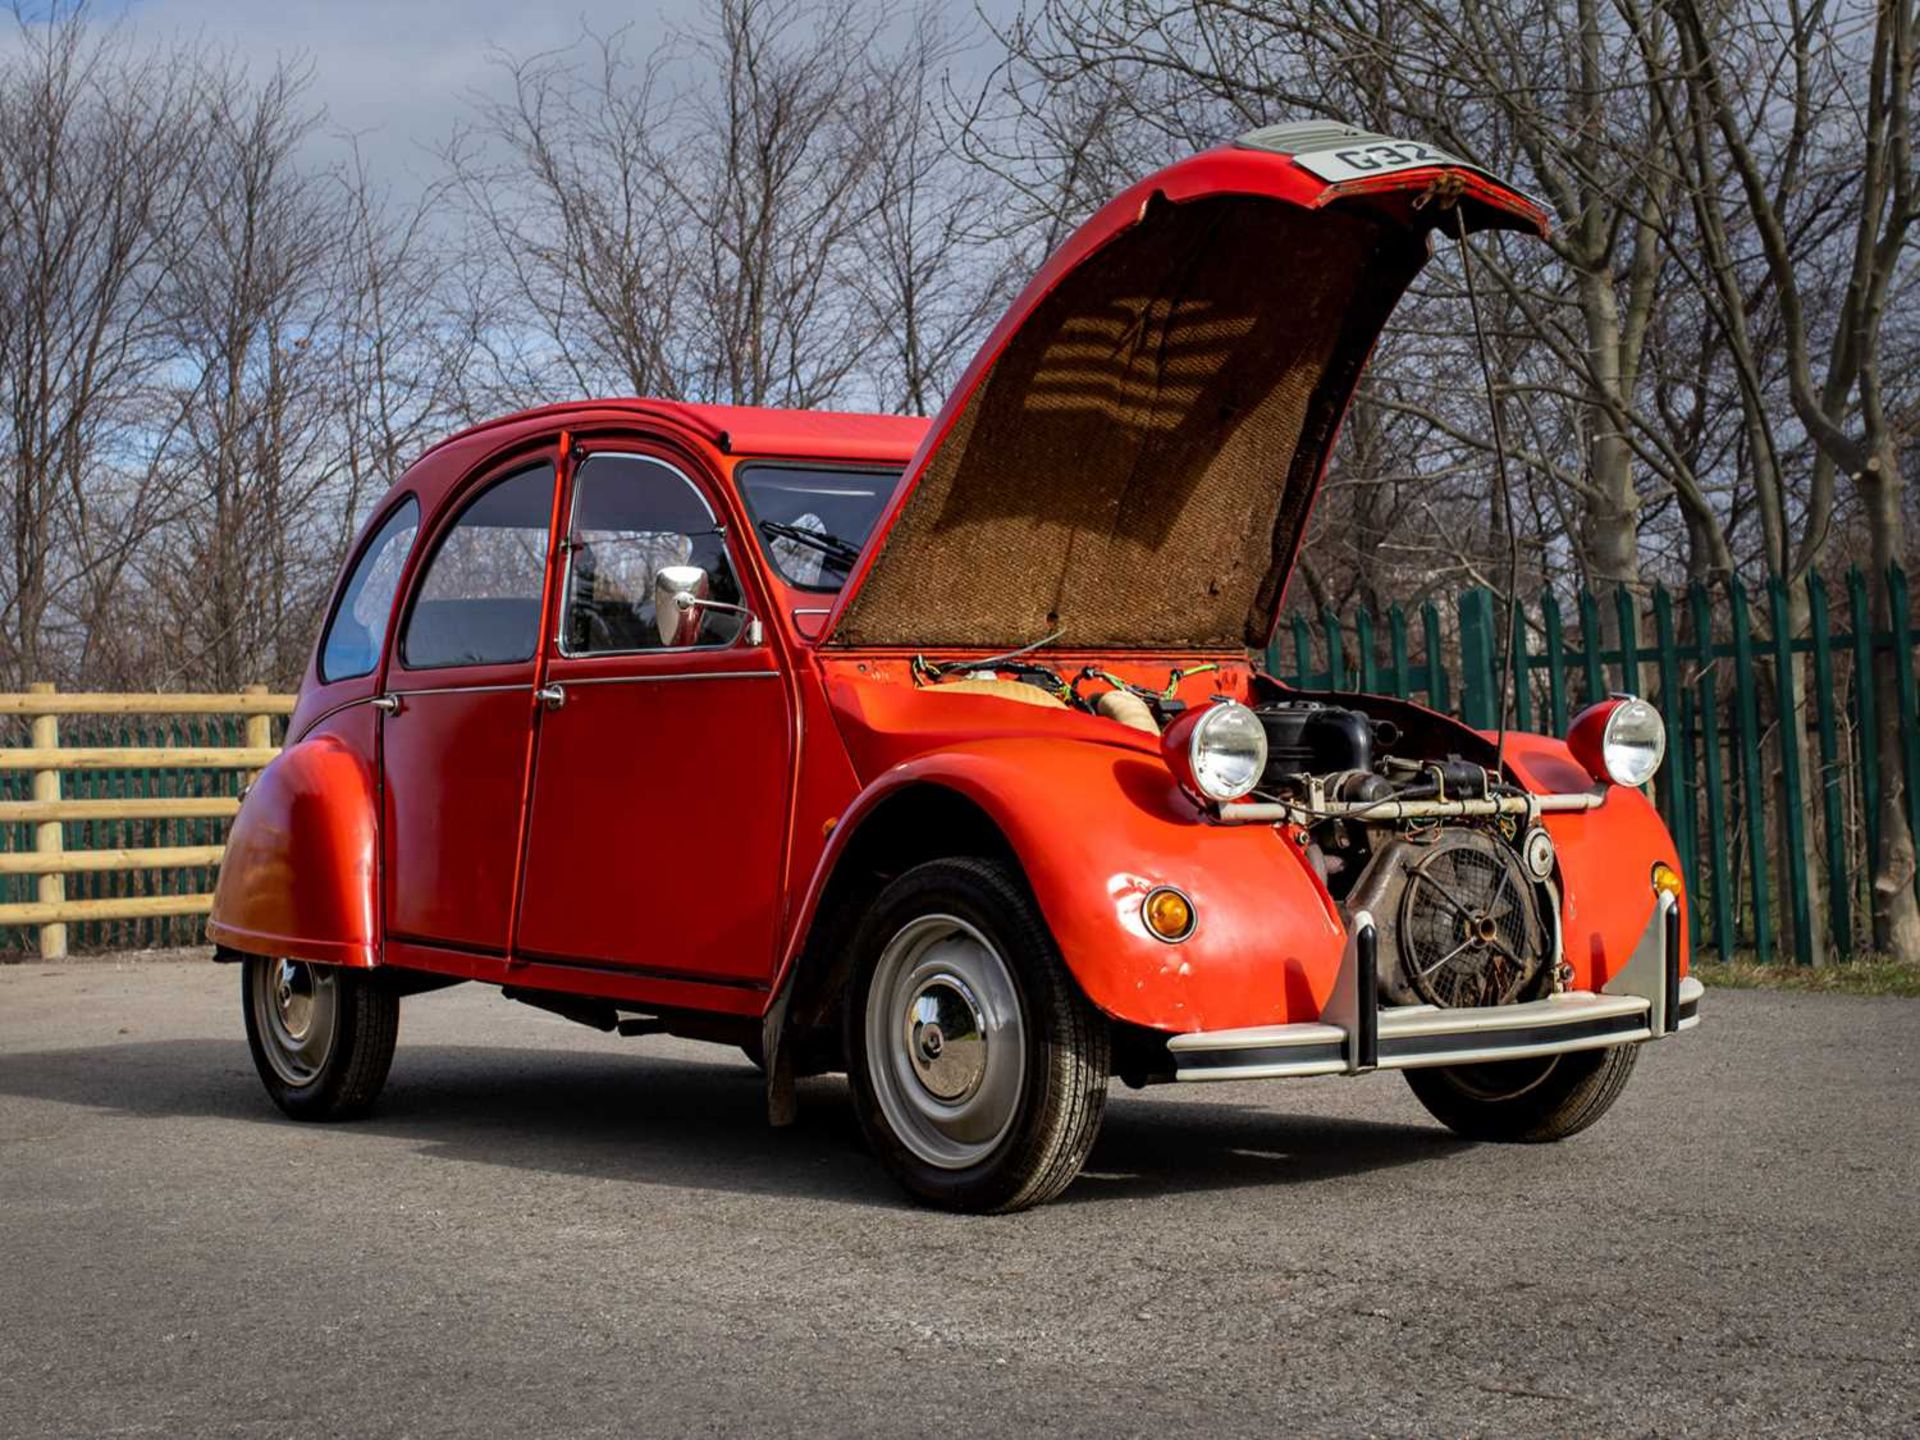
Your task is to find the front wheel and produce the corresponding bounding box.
[1403,1043,1639,1143]
[242,957,400,1121]
[845,857,1109,1213]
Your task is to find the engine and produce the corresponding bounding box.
[908,656,1561,1012]
[1252,701,1558,1010]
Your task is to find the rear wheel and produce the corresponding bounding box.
[242,957,400,1121]
[845,857,1109,1213]
[1403,1043,1638,1143]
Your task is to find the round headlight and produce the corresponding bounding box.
[1172,701,1268,802]
[1601,697,1666,786]
[1570,695,1666,788]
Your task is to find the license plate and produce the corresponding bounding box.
[1291,138,1459,184]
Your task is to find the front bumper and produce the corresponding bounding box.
[1170,890,1699,1083]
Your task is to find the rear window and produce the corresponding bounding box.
[318,499,419,683]
[736,465,896,591]
[402,465,555,669]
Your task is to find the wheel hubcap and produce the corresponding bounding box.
[906,974,988,1102]
[250,957,340,1087]
[866,915,1024,1170]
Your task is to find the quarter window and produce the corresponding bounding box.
[403,465,555,669]
[562,454,742,653]
[736,464,895,591]
[319,498,420,683]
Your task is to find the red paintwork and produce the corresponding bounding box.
[209,136,1677,1045]
[208,722,378,967]
[516,609,791,985]
[1499,731,1688,987]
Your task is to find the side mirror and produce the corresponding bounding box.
[653,563,764,648]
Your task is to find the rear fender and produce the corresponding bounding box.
[778,738,1347,1036]
[208,732,379,967]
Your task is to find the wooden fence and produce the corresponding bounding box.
[1273,566,1919,967]
[0,686,292,957]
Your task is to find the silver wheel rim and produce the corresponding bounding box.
[250,958,340,1088]
[865,914,1025,1170]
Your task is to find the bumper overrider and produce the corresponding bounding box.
[1169,891,1699,1082]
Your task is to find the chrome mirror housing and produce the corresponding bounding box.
[654,564,709,646]
[653,563,764,648]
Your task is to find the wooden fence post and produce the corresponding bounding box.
[29,682,66,958]
[242,685,271,783]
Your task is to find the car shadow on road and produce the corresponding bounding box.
[0,1038,1468,1210]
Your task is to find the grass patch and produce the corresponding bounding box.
[1694,955,1920,997]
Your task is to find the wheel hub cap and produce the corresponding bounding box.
[249,957,340,1088]
[906,974,987,1102]
[865,915,1026,1171]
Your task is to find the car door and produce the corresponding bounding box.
[381,455,559,956]
[513,446,791,985]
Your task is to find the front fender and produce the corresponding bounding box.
[795,738,1348,1033]
[208,733,379,967]
[1500,731,1687,988]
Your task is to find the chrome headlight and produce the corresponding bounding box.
[1571,695,1666,787]
[1174,701,1268,802]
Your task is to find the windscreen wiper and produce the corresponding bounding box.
[759,519,864,570]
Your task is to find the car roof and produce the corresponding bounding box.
[418,399,931,470]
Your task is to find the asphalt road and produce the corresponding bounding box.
[0,957,1914,1439]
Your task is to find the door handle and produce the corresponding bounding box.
[536,684,566,710]
[371,694,401,715]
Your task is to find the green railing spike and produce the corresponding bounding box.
[1728,582,1773,962]
[1578,588,1606,708]
[1542,590,1569,734]
[1806,572,1851,958]
[1768,576,1814,965]
[1890,565,1920,904]
[1389,604,1411,699]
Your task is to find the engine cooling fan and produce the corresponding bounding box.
[1395,830,1548,1009]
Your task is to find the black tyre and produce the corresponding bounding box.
[242,956,400,1121]
[845,857,1109,1213]
[1404,1043,1639,1143]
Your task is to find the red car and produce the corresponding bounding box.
[210,123,1699,1212]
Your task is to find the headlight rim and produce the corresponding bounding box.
[1187,700,1268,802]
[1160,699,1269,805]
[1601,695,1667,787]
[1568,693,1667,788]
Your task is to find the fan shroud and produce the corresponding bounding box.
[1348,829,1553,1009]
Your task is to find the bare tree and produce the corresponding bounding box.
[146,58,354,689]
[446,27,686,404]
[0,3,202,686]
[951,0,1749,603]
[1666,0,1920,960]
[849,18,1019,414]
[449,0,962,412]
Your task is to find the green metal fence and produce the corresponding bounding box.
[1269,568,1916,966]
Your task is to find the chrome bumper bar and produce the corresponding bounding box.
[1170,891,1699,1083]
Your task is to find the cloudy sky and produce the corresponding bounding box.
[83,0,1019,190]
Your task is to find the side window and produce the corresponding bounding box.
[402,465,555,669]
[318,498,419,683]
[562,454,743,654]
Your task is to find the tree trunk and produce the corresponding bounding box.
[1861,447,1920,960]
